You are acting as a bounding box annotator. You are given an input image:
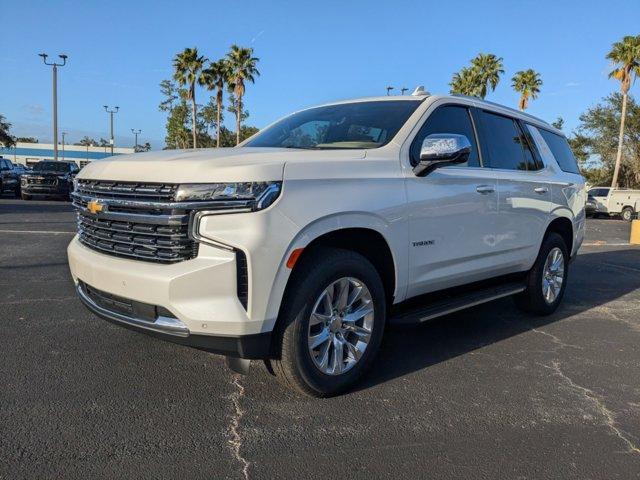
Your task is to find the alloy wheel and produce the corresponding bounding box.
[307,277,374,375]
[542,247,565,304]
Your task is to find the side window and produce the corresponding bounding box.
[410,105,480,167]
[478,111,537,170]
[537,128,580,174]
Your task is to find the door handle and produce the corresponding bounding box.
[534,187,549,194]
[476,185,495,194]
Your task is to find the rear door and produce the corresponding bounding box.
[475,110,551,270]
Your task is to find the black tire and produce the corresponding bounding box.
[515,232,569,316]
[21,192,32,201]
[621,207,634,222]
[271,247,386,397]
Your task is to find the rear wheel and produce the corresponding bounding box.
[515,232,569,315]
[621,207,634,222]
[271,248,386,397]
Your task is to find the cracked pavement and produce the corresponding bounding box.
[1,199,639,479]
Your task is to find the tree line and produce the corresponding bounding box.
[394,36,640,188]
[160,45,259,149]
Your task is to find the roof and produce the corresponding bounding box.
[307,93,557,134]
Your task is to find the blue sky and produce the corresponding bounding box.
[1,0,639,150]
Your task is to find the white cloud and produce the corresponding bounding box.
[23,104,45,117]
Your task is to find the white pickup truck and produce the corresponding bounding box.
[587,186,640,221]
[68,91,585,396]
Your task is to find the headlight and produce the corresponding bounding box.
[57,174,68,180]
[175,182,281,210]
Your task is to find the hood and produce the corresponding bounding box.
[23,170,66,176]
[77,147,366,183]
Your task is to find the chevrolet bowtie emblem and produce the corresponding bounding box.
[87,200,106,214]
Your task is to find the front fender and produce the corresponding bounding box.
[262,211,407,332]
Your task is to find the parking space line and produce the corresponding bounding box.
[0,229,75,235]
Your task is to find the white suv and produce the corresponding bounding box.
[68,91,586,396]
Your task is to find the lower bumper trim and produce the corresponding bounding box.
[76,282,273,359]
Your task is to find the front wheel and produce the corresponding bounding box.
[271,248,386,397]
[21,192,32,201]
[515,232,569,315]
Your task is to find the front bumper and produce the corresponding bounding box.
[77,281,271,358]
[68,236,272,358]
[21,181,70,195]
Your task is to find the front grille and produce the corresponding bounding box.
[28,176,57,185]
[73,179,198,264]
[75,179,177,201]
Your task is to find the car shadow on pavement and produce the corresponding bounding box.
[355,248,640,392]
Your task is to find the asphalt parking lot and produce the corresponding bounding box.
[1,198,639,480]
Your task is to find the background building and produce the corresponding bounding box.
[0,142,134,168]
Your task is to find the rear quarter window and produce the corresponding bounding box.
[536,128,580,174]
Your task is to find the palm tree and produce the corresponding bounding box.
[173,47,206,148]
[450,67,482,97]
[226,45,260,145]
[511,69,543,110]
[606,35,640,188]
[202,59,230,148]
[471,53,504,99]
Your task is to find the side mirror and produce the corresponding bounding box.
[413,133,472,177]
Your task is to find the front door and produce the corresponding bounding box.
[405,104,500,298]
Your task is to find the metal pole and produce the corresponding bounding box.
[104,106,118,156]
[39,53,67,162]
[110,112,114,155]
[52,64,58,161]
[61,132,66,160]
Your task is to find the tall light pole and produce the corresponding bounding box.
[400,87,408,95]
[39,53,67,161]
[61,132,67,160]
[386,86,394,96]
[131,129,141,152]
[103,105,119,155]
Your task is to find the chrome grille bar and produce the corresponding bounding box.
[74,179,200,264]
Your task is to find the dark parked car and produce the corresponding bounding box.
[20,160,79,200]
[0,158,21,196]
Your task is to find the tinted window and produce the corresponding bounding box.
[589,188,610,197]
[538,128,580,174]
[245,100,420,149]
[479,111,538,170]
[33,161,71,172]
[410,105,480,167]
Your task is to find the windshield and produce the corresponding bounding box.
[244,100,421,149]
[33,162,70,172]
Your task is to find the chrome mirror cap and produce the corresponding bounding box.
[414,133,472,177]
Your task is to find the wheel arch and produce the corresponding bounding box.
[262,213,401,335]
[545,216,574,254]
